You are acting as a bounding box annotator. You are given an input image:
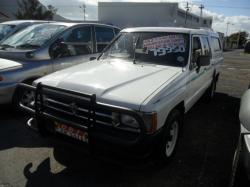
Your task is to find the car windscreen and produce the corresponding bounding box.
[100,32,190,67]
[0,24,16,41]
[1,24,66,49]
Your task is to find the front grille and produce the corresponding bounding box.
[35,84,141,134]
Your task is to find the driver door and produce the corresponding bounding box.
[186,35,210,111]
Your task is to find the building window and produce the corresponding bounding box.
[187,15,192,20]
[177,11,185,18]
[203,20,207,25]
[193,17,199,23]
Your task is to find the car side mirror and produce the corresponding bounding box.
[89,56,97,61]
[50,41,68,59]
[197,55,210,67]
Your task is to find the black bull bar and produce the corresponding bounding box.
[17,83,147,147]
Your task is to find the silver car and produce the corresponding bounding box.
[230,86,250,186]
[239,87,250,176]
[0,20,51,42]
[0,22,120,105]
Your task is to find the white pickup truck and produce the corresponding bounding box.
[19,27,223,163]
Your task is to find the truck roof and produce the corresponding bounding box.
[1,20,53,25]
[41,21,120,29]
[122,27,219,37]
[1,20,120,30]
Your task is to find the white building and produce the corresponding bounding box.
[98,2,213,29]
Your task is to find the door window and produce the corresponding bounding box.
[114,28,121,35]
[201,36,211,56]
[50,26,93,58]
[95,26,114,52]
[191,36,202,65]
[211,37,222,52]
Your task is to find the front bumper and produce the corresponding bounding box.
[27,117,163,159]
[0,82,16,104]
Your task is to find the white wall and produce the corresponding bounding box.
[99,2,179,28]
[98,2,212,29]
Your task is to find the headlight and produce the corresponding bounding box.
[121,114,139,128]
[26,52,34,59]
[112,113,139,130]
[111,112,157,133]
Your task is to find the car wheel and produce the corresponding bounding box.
[12,81,35,112]
[154,109,182,165]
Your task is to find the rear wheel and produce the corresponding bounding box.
[154,109,182,165]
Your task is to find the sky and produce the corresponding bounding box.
[39,0,250,36]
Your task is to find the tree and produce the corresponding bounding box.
[229,31,249,48]
[15,0,57,20]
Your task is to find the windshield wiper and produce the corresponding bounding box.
[16,44,40,49]
[0,44,14,50]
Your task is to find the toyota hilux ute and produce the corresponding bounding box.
[19,27,223,162]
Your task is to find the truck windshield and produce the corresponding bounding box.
[0,24,16,41]
[1,24,66,49]
[101,32,190,67]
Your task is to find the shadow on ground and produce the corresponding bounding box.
[0,106,53,150]
[20,92,240,187]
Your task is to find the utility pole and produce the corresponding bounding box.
[80,3,86,21]
[225,22,234,49]
[199,4,204,26]
[185,2,190,26]
[237,30,241,48]
[226,22,230,37]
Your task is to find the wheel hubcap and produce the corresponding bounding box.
[165,121,179,157]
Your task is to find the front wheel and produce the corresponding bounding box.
[12,82,35,111]
[154,109,182,165]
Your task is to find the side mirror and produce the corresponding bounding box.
[50,41,68,59]
[89,56,97,61]
[196,55,210,69]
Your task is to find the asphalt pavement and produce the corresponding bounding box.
[0,49,249,187]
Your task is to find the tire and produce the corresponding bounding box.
[154,109,182,165]
[12,80,35,112]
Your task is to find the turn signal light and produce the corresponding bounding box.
[0,76,3,82]
[149,112,158,133]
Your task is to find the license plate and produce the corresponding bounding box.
[54,122,88,143]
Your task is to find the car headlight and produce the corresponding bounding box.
[26,52,34,59]
[121,114,139,128]
[112,113,139,130]
[111,112,157,133]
